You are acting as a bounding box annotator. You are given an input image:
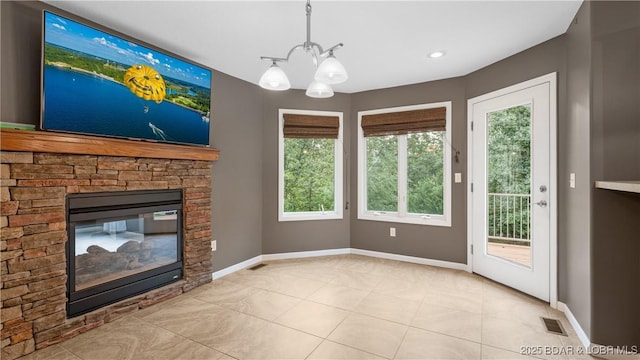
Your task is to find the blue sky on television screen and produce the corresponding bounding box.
[44,11,211,89]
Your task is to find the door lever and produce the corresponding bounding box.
[534,200,548,207]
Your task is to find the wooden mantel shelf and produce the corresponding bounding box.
[0,129,219,161]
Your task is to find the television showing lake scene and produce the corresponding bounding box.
[41,11,212,146]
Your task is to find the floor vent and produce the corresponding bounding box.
[248,264,267,271]
[541,317,568,336]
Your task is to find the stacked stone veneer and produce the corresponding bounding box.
[0,152,213,360]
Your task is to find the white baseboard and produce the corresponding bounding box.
[262,248,351,261]
[351,248,468,271]
[212,248,468,280]
[557,301,591,351]
[212,255,262,280]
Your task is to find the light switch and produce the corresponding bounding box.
[390,227,396,237]
[454,173,462,183]
[569,173,575,188]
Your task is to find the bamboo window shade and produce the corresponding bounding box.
[283,113,340,139]
[361,107,446,137]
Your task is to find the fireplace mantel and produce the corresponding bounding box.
[0,129,219,161]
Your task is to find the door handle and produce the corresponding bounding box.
[534,200,548,207]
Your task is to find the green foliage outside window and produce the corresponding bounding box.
[283,138,335,212]
[408,132,444,215]
[487,105,531,195]
[487,105,532,241]
[366,136,398,212]
[365,132,445,215]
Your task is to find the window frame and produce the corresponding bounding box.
[278,108,344,222]
[357,102,452,227]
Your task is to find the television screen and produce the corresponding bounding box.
[41,11,212,147]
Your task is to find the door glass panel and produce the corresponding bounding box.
[486,104,532,267]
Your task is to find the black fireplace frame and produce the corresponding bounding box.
[66,189,183,318]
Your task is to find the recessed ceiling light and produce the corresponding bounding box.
[428,51,446,59]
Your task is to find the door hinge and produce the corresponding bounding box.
[471,183,474,192]
[471,244,474,255]
[471,122,474,131]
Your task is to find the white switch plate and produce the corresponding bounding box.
[454,173,462,183]
[569,173,576,188]
[390,227,396,237]
[211,240,217,251]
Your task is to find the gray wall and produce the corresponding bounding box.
[0,1,264,273]
[261,90,351,254]
[1,1,42,124]
[563,2,593,339]
[589,1,640,346]
[349,78,467,263]
[210,72,263,271]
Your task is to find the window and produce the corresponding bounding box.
[357,102,452,226]
[279,109,343,221]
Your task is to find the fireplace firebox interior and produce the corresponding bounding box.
[66,190,183,317]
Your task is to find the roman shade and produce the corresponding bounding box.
[361,107,446,137]
[283,113,340,139]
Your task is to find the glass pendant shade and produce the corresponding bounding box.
[305,81,334,98]
[259,63,291,91]
[314,54,348,85]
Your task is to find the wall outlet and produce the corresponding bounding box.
[454,173,462,183]
[211,240,217,251]
[390,227,396,237]
[569,173,576,188]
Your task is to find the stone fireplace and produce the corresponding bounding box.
[1,130,218,360]
[66,189,184,317]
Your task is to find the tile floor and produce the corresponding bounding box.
[22,255,595,360]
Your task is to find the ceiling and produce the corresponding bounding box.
[43,1,582,94]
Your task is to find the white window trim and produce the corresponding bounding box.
[357,102,452,227]
[278,108,344,222]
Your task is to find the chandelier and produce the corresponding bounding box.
[259,0,348,98]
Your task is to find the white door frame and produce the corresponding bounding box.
[466,73,557,308]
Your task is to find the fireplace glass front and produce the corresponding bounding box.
[67,190,183,317]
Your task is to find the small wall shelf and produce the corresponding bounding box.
[0,129,219,161]
[595,181,640,194]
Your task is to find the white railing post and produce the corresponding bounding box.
[487,193,531,244]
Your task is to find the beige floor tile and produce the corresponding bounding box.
[225,288,300,321]
[483,285,550,325]
[183,307,270,358]
[264,273,328,299]
[190,278,259,305]
[21,255,585,360]
[373,275,429,302]
[395,327,482,360]
[60,316,229,360]
[431,269,485,294]
[308,283,370,311]
[327,313,407,359]
[275,300,349,338]
[411,302,482,342]
[307,340,386,359]
[235,322,323,359]
[134,296,225,334]
[284,265,343,283]
[482,315,564,354]
[329,269,383,290]
[481,345,538,359]
[354,292,421,325]
[423,286,483,314]
[18,345,81,360]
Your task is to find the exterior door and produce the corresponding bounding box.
[468,74,556,302]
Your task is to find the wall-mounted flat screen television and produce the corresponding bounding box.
[41,11,212,147]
